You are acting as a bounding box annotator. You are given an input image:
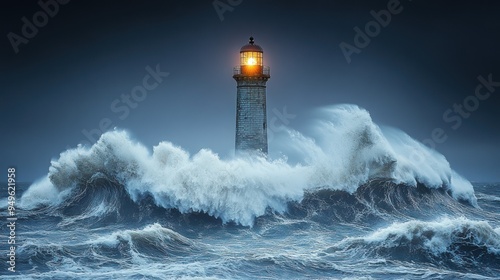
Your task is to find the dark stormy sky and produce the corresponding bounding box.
[1,0,500,182]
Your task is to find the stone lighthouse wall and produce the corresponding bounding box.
[235,78,268,154]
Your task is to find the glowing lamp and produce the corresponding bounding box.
[247,57,257,65]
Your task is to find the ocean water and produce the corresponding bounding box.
[1,105,499,279]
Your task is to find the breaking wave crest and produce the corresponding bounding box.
[88,223,198,259]
[328,217,500,272]
[20,105,477,226]
[17,223,196,272]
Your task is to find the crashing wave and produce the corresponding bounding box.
[20,105,477,226]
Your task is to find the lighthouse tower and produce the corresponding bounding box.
[234,37,270,155]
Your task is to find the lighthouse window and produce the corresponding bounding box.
[241,52,263,66]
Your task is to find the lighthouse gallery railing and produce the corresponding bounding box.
[233,66,270,76]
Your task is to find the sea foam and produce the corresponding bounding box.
[20,105,477,226]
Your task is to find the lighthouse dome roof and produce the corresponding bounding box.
[240,37,263,52]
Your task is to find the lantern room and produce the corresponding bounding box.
[235,37,269,76]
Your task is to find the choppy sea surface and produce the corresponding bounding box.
[1,105,499,279]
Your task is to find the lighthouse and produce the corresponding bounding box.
[234,37,270,155]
